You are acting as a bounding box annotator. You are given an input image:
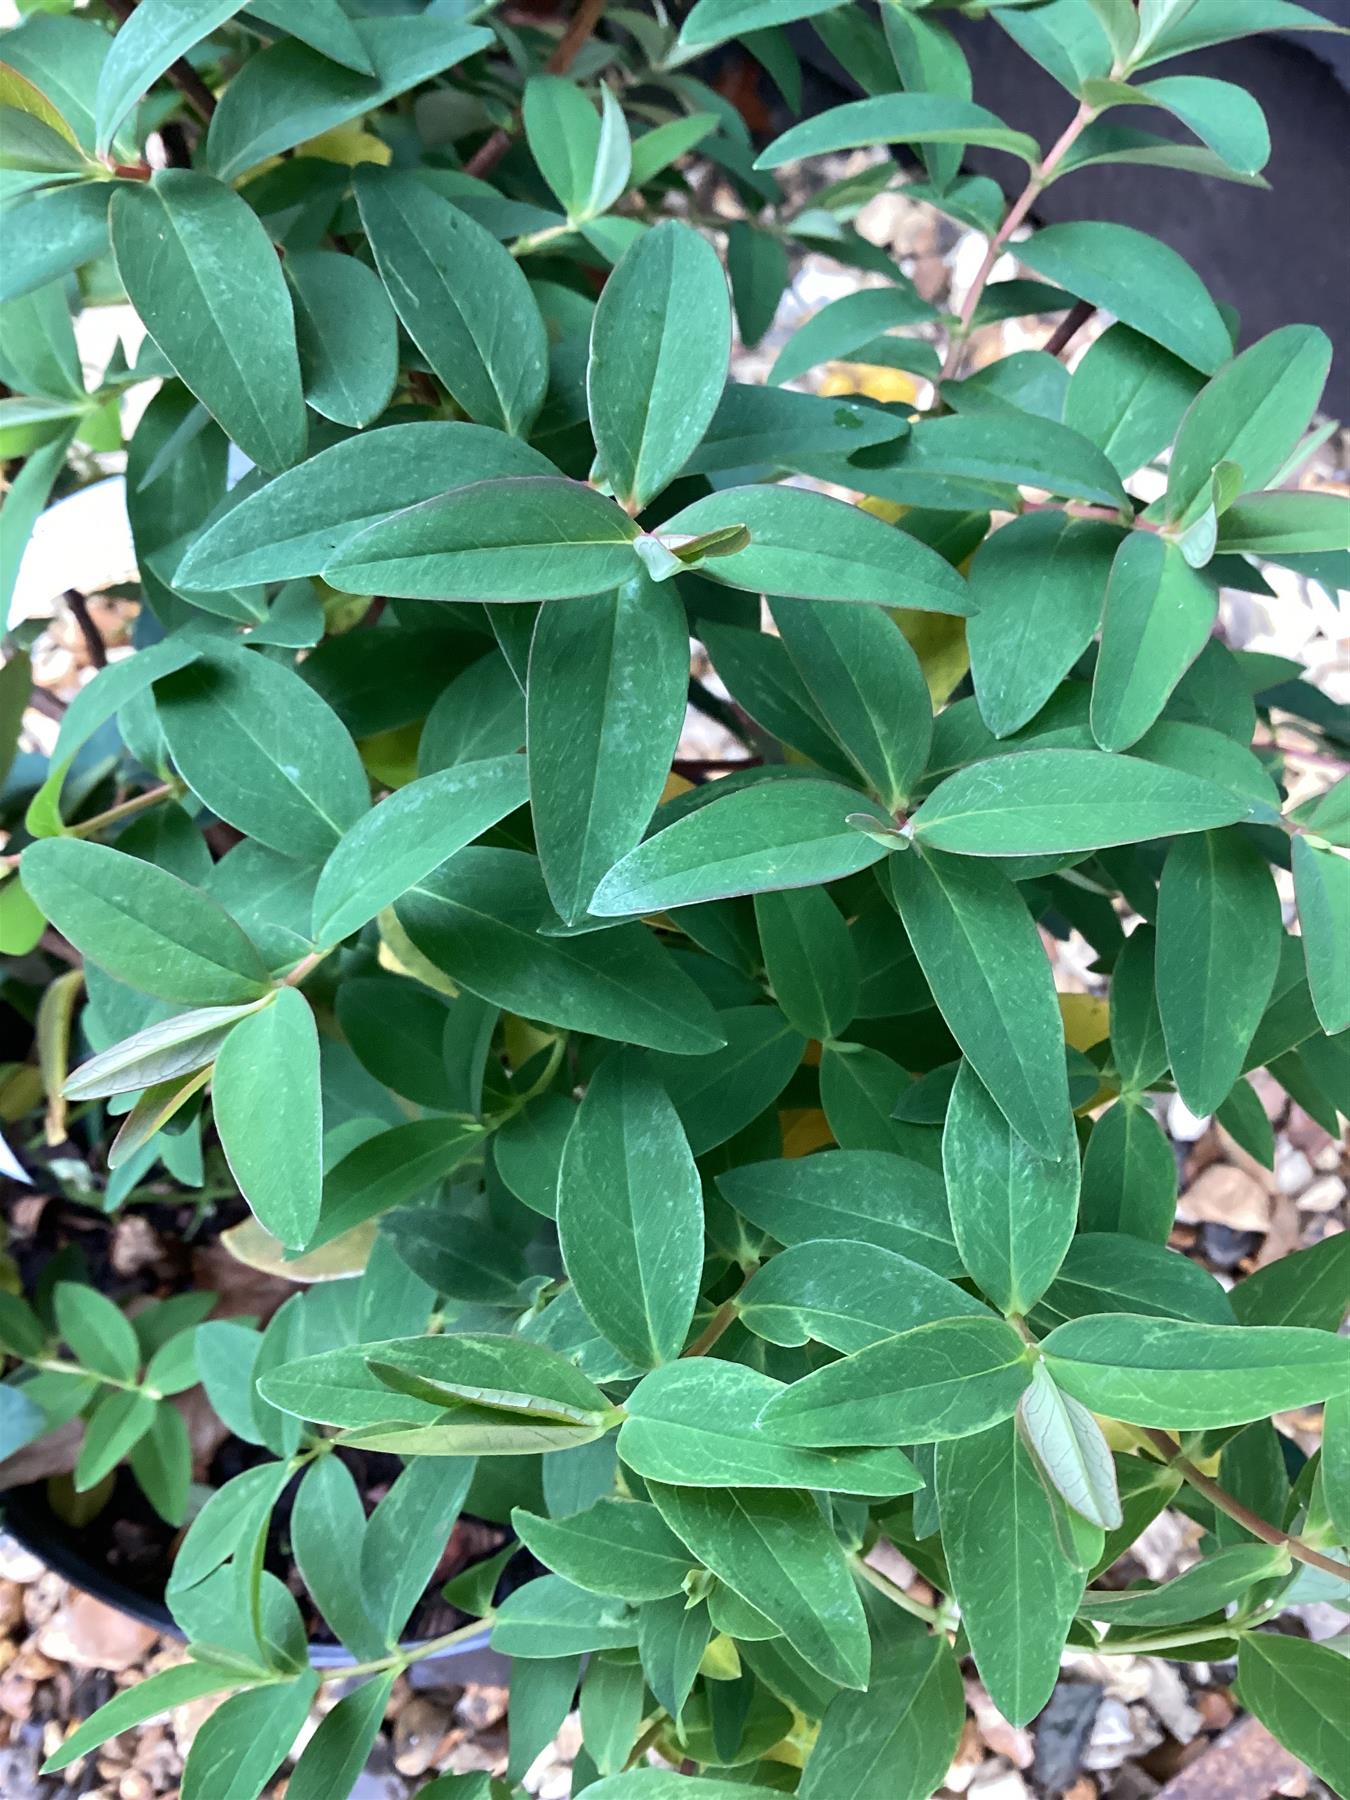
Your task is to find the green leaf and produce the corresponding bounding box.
[756,95,1038,168]
[361,1458,476,1643]
[1292,835,1350,1035]
[286,1672,395,1800]
[491,1576,637,1659]
[243,0,376,73]
[75,1387,158,1491]
[649,1005,806,1154]
[41,1660,250,1774]
[588,220,730,511]
[943,1058,1079,1318]
[884,850,1072,1159]
[1078,1099,1178,1243]
[1156,829,1282,1115]
[285,249,396,430]
[1042,1316,1350,1427]
[886,411,1130,510]
[590,780,891,916]
[0,281,82,400]
[618,1358,921,1496]
[355,168,547,437]
[524,75,630,223]
[176,424,554,592]
[556,1053,702,1369]
[110,172,306,473]
[798,1631,965,1800]
[326,476,639,602]
[757,1316,1032,1447]
[1215,491,1350,556]
[628,111,720,188]
[769,597,931,809]
[311,1118,484,1251]
[394,849,723,1054]
[157,647,368,864]
[529,575,687,927]
[726,220,789,349]
[1017,1361,1121,1529]
[584,1778,763,1800]
[127,1399,188,1527]
[966,513,1120,739]
[1237,1634,1350,1795]
[94,0,238,154]
[1015,221,1231,373]
[718,1149,961,1274]
[1065,323,1203,478]
[312,757,528,945]
[0,183,109,308]
[937,1419,1088,1725]
[657,487,973,614]
[1231,1234,1350,1332]
[1,421,76,629]
[206,17,492,180]
[767,286,938,387]
[179,1672,319,1800]
[22,839,271,1006]
[65,1002,264,1101]
[1165,326,1330,525]
[290,1456,382,1659]
[1038,1234,1234,1331]
[212,989,322,1249]
[1110,73,1270,176]
[739,1239,990,1354]
[752,887,858,1040]
[1090,535,1218,751]
[688,384,908,479]
[1109,925,1168,1092]
[913,748,1246,856]
[513,1498,692,1602]
[1087,1541,1289,1627]
[648,1480,871,1691]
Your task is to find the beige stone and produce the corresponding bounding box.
[1176,1163,1271,1233]
[38,1593,160,1672]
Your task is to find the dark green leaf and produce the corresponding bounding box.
[513,1498,692,1602]
[648,1480,871,1690]
[943,1058,1079,1317]
[1292,835,1350,1035]
[22,839,271,1006]
[884,849,1071,1159]
[1042,1315,1350,1427]
[213,990,322,1250]
[528,575,688,927]
[355,168,547,437]
[1091,535,1218,751]
[110,172,306,472]
[738,1239,990,1353]
[756,94,1038,167]
[753,887,858,1040]
[394,849,723,1054]
[1064,324,1203,478]
[286,249,397,430]
[1078,1100,1178,1243]
[1238,1634,1350,1794]
[589,220,730,510]
[1156,830,1282,1116]
[557,1053,703,1369]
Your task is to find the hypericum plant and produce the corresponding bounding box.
[2,0,1349,1794]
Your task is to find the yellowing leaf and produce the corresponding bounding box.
[377,905,459,997]
[699,1634,743,1681]
[660,771,694,804]
[359,722,421,789]
[504,1013,557,1070]
[300,123,393,167]
[0,62,82,152]
[820,367,919,405]
[1058,992,1110,1051]
[896,609,969,707]
[781,1106,833,1157]
[221,1214,376,1280]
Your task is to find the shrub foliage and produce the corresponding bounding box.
[1,0,1348,1795]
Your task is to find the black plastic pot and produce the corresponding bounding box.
[0,1482,508,1683]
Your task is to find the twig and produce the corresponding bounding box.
[1141,1428,1350,1583]
[466,0,606,180]
[854,1554,941,1626]
[102,0,217,125]
[1043,298,1096,360]
[65,780,183,842]
[281,947,335,989]
[681,1296,739,1359]
[63,589,106,669]
[941,101,1097,380]
[1018,498,1157,530]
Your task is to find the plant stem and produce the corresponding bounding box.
[1018,498,1159,531]
[466,0,606,179]
[63,590,106,669]
[854,1555,942,1625]
[682,1297,739,1359]
[1140,1428,1350,1583]
[940,101,1097,380]
[321,1615,496,1684]
[65,780,185,842]
[281,946,336,989]
[102,0,217,124]
[1042,298,1096,360]
[33,1357,160,1401]
[1088,1605,1280,1657]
